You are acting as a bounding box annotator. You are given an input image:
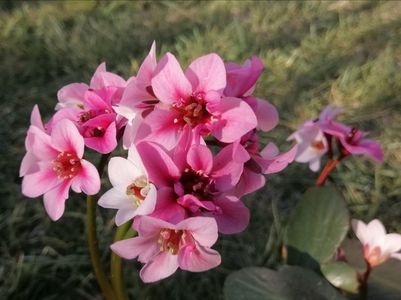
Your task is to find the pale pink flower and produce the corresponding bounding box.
[139,52,257,149]
[111,216,221,282]
[224,56,279,132]
[288,120,328,172]
[352,219,401,267]
[137,135,250,234]
[21,119,100,221]
[98,146,157,226]
[288,106,341,171]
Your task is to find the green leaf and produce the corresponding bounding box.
[285,186,350,269]
[321,261,359,293]
[224,266,348,300]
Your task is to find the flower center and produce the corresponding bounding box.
[172,93,211,127]
[365,245,388,267]
[158,229,185,255]
[52,151,81,179]
[180,168,212,199]
[311,140,325,151]
[126,177,149,207]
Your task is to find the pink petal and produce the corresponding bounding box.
[134,215,175,237]
[51,119,84,157]
[111,236,159,262]
[224,56,264,97]
[391,253,401,260]
[177,194,216,213]
[83,115,117,154]
[29,126,59,161]
[90,62,126,90]
[22,166,60,198]
[30,105,45,131]
[136,41,157,85]
[244,97,279,132]
[20,152,39,177]
[149,188,187,224]
[187,144,213,174]
[84,90,111,111]
[367,219,387,239]
[211,196,250,234]
[56,83,88,108]
[258,144,297,174]
[176,217,218,247]
[211,97,257,143]
[72,159,100,195]
[151,53,192,105]
[352,139,384,162]
[185,53,226,93]
[136,142,181,187]
[352,219,369,245]
[235,168,265,197]
[178,243,221,272]
[140,252,179,283]
[43,180,72,221]
[212,142,249,192]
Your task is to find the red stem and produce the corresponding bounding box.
[315,159,340,186]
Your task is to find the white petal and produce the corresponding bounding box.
[108,157,143,188]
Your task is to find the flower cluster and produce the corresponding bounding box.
[20,42,295,282]
[289,106,384,171]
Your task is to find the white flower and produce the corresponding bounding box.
[98,146,157,226]
[352,219,401,267]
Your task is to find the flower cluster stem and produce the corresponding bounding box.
[359,263,372,300]
[86,153,116,300]
[111,222,131,300]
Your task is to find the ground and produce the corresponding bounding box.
[0,1,400,299]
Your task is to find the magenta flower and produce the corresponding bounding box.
[111,216,221,282]
[52,63,127,153]
[98,146,157,226]
[224,56,279,132]
[352,219,401,267]
[323,122,383,162]
[137,137,250,234]
[139,52,257,149]
[21,119,100,221]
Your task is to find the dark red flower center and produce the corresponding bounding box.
[158,229,185,255]
[180,168,212,199]
[172,93,211,127]
[52,151,81,179]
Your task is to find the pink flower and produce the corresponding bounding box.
[352,219,401,267]
[139,52,257,149]
[52,63,127,153]
[137,135,250,234]
[115,42,159,148]
[234,131,297,196]
[224,56,279,132]
[98,146,157,226]
[21,119,100,221]
[111,216,221,282]
[322,122,384,162]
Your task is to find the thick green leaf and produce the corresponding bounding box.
[224,266,347,300]
[285,186,350,269]
[342,239,401,300]
[321,261,359,293]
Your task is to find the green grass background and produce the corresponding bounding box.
[1,1,400,299]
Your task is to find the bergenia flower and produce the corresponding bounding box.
[288,105,342,171]
[98,146,157,226]
[52,63,127,153]
[137,138,250,234]
[111,216,221,283]
[224,56,279,132]
[323,122,384,162]
[140,52,257,149]
[21,119,100,221]
[288,120,328,172]
[352,219,401,267]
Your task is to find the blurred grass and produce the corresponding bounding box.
[0,1,400,299]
